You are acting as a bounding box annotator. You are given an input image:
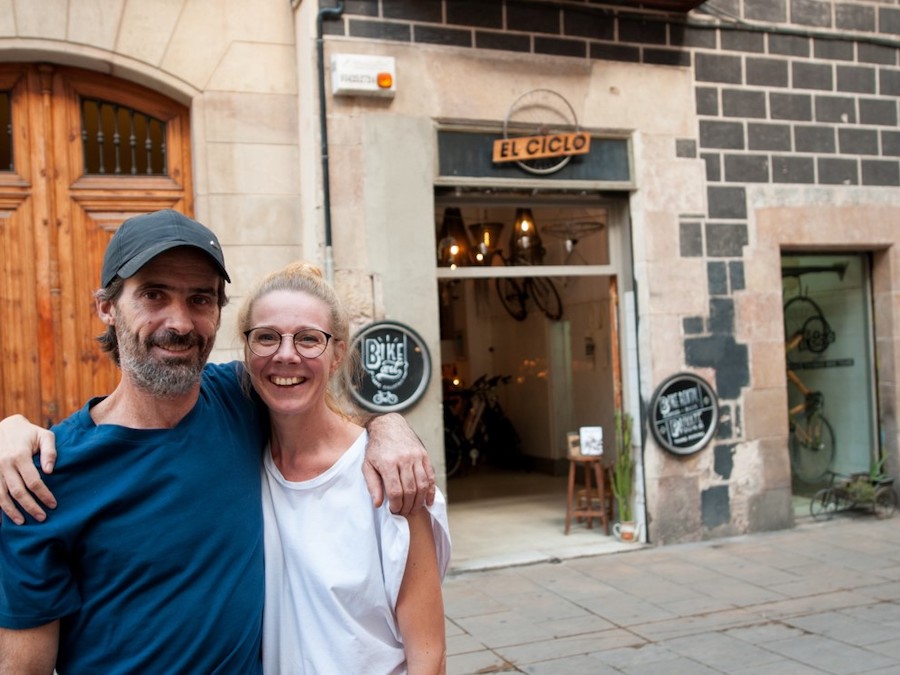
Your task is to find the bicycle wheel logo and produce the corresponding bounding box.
[493,89,590,175]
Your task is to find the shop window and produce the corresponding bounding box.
[434,202,610,269]
[782,254,877,490]
[81,98,167,176]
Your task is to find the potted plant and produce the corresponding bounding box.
[611,410,638,541]
[846,456,892,506]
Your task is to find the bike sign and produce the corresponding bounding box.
[649,373,719,456]
[350,321,431,413]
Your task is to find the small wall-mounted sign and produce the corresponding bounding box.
[331,54,396,97]
[350,321,431,413]
[649,373,719,456]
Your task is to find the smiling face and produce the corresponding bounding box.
[244,288,345,419]
[97,247,221,397]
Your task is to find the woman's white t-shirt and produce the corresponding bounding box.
[261,430,451,674]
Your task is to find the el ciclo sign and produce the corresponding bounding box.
[649,373,719,456]
[492,88,591,175]
[492,132,590,164]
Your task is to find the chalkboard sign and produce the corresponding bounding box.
[350,321,431,413]
[649,373,719,456]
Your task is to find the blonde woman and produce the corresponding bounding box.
[237,262,450,674]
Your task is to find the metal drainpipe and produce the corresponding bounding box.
[316,1,344,282]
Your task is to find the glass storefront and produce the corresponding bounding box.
[436,196,628,486]
[782,254,878,494]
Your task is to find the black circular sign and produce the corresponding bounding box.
[350,321,431,413]
[649,373,719,456]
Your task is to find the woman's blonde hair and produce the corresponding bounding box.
[236,262,360,419]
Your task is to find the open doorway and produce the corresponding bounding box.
[782,254,879,517]
[435,191,633,567]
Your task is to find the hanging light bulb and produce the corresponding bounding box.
[509,208,544,264]
[468,222,504,264]
[436,207,472,268]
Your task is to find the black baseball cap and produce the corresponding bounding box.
[101,209,231,288]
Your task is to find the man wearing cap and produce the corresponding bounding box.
[0,209,435,673]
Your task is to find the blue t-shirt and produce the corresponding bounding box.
[0,362,267,674]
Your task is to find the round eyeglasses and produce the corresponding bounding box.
[243,327,333,359]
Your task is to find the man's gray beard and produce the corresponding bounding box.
[120,351,205,397]
[116,325,213,398]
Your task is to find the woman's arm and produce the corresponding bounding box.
[396,509,446,675]
[0,415,58,524]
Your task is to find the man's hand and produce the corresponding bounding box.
[363,413,436,515]
[0,415,58,525]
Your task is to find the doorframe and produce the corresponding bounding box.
[433,191,638,476]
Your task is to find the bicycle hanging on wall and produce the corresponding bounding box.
[490,221,563,322]
[495,273,562,322]
[784,291,837,484]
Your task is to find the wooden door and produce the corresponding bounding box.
[0,64,192,425]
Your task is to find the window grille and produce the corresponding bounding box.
[0,90,11,172]
[81,98,167,176]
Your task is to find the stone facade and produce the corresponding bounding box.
[4,0,900,544]
[317,0,900,543]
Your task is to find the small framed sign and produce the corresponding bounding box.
[649,373,719,456]
[350,321,431,413]
[578,426,604,456]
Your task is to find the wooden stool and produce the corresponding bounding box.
[565,455,610,535]
[577,465,614,522]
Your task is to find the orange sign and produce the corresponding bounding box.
[493,132,590,163]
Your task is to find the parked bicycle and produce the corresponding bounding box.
[784,293,837,484]
[810,470,897,520]
[443,374,522,477]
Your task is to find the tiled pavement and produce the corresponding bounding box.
[443,513,900,674]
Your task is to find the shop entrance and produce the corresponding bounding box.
[782,254,879,512]
[435,191,633,567]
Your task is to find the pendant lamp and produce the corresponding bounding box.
[436,207,471,268]
[509,208,544,264]
[468,222,504,264]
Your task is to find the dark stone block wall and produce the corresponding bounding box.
[320,0,900,534]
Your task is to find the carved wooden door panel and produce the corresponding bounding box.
[0,64,192,425]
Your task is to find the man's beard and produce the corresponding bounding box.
[117,321,214,398]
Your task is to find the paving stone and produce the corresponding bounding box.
[443,517,900,673]
[764,633,896,673]
[663,631,785,670]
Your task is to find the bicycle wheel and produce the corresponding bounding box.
[873,485,898,519]
[810,487,839,520]
[443,427,464,478]
[800,315,834,354]
[789,413,836,484]
[528,276,563,321]
[502,89,578,175]
[495,277,527,321]
[783,295,835,362]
